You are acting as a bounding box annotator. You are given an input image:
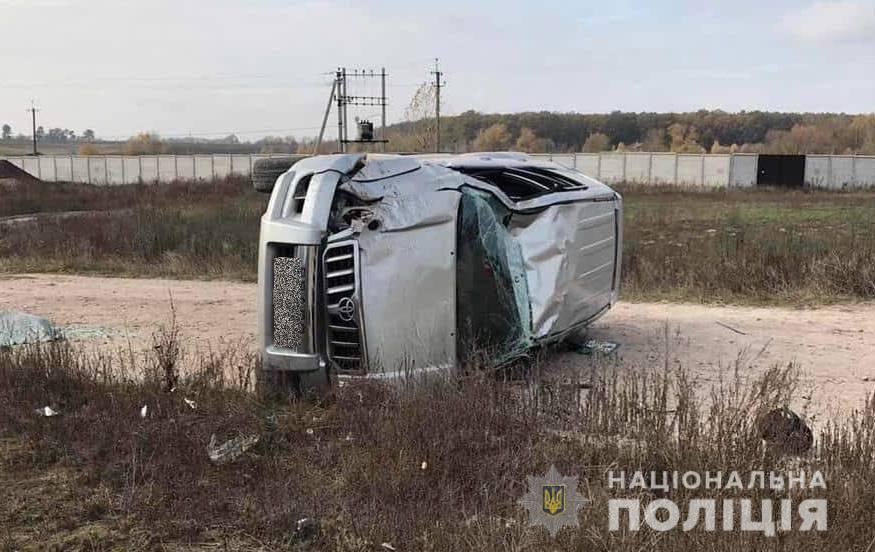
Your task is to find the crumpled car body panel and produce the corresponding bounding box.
[257,153,622,382]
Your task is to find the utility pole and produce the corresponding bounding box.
[380,67,387,152]
[332,66,388,153]
[341,67,348,145]
[27,100,39,155]
[315,78,337,154]
[430,59,443,153]
[335,68,344,153]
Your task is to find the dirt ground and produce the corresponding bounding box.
[2,273,873,417]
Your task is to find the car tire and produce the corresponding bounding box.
[257,367,329,398]
[296,368,331,397]
[252,155,308,193]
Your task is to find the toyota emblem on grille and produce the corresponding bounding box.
[337,297,356,322]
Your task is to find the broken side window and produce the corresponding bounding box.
[455,189,532,368]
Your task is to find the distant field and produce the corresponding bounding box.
[619,185,875,305]
[0,176,266,281]
[2,179,874,304]
[0,143,82,156]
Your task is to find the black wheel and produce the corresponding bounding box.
[257,368,330,399]
[257,369,298,399]
[252,155,308,193]
[296,369,331,398]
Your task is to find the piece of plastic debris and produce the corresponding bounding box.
[305,428,314,435]
[0,311,60,347]
[35,406,60,417]
[140,404,148,419]
[575,339,620,355]
[207,434,260,465]
[381,544,397,551]
[292,517,319,542]
[421,461,428,470]
[184,398,196,409]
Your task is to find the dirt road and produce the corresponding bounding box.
[2,274,873,415]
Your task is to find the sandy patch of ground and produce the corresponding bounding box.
[0,273,255,359]
[584,302,875,417]
[2,274,873,415]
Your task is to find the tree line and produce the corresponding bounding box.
[8,109,875,156]
[1,124,96,143]
[387,110,875,155]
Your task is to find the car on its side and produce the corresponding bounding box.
[254,152,622,392]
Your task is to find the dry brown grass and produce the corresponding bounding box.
[619,184,875,305]
[3,180,875,301]
[2,331,875,550]
[0,176,265,280]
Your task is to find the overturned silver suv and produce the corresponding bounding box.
[256,153,622,392]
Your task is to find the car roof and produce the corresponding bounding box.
[351,153,615,195]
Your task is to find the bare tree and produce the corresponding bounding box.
[582,132,611,152]
[400,83,438,152]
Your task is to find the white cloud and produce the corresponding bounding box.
[781,1,875,42]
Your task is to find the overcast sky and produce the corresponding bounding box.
[2,0,874,140]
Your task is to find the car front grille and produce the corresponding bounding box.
[323,241,366,373]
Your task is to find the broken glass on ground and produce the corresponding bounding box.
[573,338,620,355]
[207,434,260,464]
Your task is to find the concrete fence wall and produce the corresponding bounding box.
[803,155,875,189]
[4,152,875,188]
[534,152,874,188]
[3,153,292,186]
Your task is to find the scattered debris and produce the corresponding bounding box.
[35,406,60,417]
[421,461,428,470]
[381,544,397,551]
[207,434,260,465]
[140,404,148,419]
[305,428,314,436]
[291,517,319,543]
[716,321,747,335]
[547,429,645,453]
[183,398,197,409]
[0,311,60,347]
[757,407,813,455]
[464,514,517,529]
[574,339,620,355]
[58,323,113,341]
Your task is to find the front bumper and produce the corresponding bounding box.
[262,345,326,373]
